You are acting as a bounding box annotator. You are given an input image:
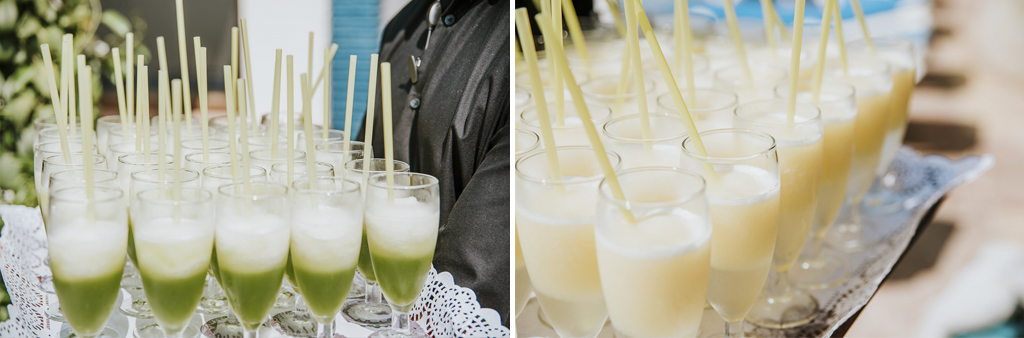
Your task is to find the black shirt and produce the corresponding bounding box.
[360,0,510,326]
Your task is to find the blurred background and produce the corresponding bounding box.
[0,0,413,320]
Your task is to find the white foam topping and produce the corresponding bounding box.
[597,210,711,259]
[135,218,214,278]
[365,197,438,258]
[706,165,780,206]
[48,220,127,279]
[215,214,290,272]
[291,207,362,272]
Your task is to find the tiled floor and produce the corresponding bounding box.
[847,0,1024,335]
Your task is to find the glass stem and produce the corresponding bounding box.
[804,234,826,264]
[318,319,335,338]
[392,309,412,335]
[243,328,259,338]
[366,281,382,305]
[296,294,307,312]
[766,268,792,297]
[724,320,745,338]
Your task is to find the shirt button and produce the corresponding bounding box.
[444,14,456,26]
[410,97,421,109]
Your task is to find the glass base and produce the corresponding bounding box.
[790,251,850,290]
[200,315,274,338]
[60,327,119,338]
[348,273,366,299]
[271,309,318,338]
[196,295,230,315]
[133,315,203,338]
[366,322,426,338]
[274,287,298,310]
[341,299,392,329]
[118,290,153,318]
[745,286,819,329]
[46,297,66,322]
[824,219,885,253]
[39,275,57,294]
[862,178,924,215]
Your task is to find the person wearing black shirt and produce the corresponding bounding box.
[360,0,510,326]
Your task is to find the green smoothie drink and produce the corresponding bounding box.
[289,177,363,337]
[356,232,376,282]
[133,188,215,336]
[364,172,440,338]
[216,182,291,332]
[47,186,127,338]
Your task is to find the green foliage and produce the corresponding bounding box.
[0,0,147,321]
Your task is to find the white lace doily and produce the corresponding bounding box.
[0,205,509,338]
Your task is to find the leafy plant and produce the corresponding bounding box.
[0,0,148,321]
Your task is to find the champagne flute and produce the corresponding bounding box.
[270,161,334,185]
[290,176,363,338]
[48,186,127,338]
[655,88,739,132]
[365,172,440,338]
[341,158,411,329]
[314,140,365,178]
[773,81,857,290]
[600,113,687,170]
[296,129,347,151]
[216,181,291,338]
[516,147,622,338]
[39,153,106,222]
[134,187,215,338]
[513,131,538,318]
[595,168,712,337]
[713,64,787,104]
[679,129,781,338]
[733,99,824,328]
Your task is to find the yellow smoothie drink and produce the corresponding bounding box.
[794,86,858,238]
[734,100,823,271]
[655,88,739,132]
[514,231,531,317]
[601,114,687,170]
[579,76,657,117]
[595,168,712,338]
[706,166,781,322]
[515,147,622,338]
[519,101,613,148]
[849,38,917,175]
[828,60,894,202]
[679,130,781,325]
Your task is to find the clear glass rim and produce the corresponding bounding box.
[34,140,86,153]
[772,80,855,103]
[656,88,738,113]
[118,153,174,166]
[520,101,613,130]
[50,168,118,184]
[38,126,84,136]
[314,140,366,152]
[848,36,914,51]
[49,186,124,203]
[202,164,268,180]
[515,146,623,185]
[270,161,335,173]
[108,126,139,137]
[217,181,288,199]
[733,99,822,129]
[131,168,202,184]
[97,115,122,124]
[367,172,439,191]
[185,151,235,164]
[43,153,105,166]
[601,113,687,143]
[181,138,229,149]
[714,64,787,86]
[343,158,411,174]
[599,167,707,209]
[579,76,657,100]
[298,129,347,137]
[136,186,213,205]
[514,129,540,156]
[681,128,777,163]
[251,148,306,160]
[291,176,361,195]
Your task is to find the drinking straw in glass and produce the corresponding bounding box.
[733,99,824,328]
[516,146,623,338]
[47,186,127,338]
[595,168,712,337]
[133,187,214,338]
[290,176,363,338]
[365,172,440,338]
[679,129,780,338]
[37,152,103,222]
